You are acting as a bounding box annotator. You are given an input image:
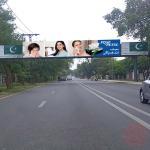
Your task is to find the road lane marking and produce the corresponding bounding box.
[79,83,150,131]
[36,86,41,88]
[80,82,150,117]
[38,101,47,108]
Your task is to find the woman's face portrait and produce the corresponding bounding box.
[31,47,40,57]
[74,41,82,50]
[56,42,64,51]
[73,41,84,56]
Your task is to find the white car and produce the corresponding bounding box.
[140,76,150,104]
[66,75,72,80]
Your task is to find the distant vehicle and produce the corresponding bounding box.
[66,75,72,80]
[58,76,66,81]
[140,76,150,104]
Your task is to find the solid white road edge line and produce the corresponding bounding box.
[79,83,150,131]
[80,82,150,117]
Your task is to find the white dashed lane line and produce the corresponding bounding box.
[38,101,47,108]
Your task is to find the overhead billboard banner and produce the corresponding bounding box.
[23,40,121,58]
[0,40,121,58]
[121,42,148,56]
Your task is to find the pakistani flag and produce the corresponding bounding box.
[4,45,22,55]
[130,42,148,52]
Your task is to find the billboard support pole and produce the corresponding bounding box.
[111,58,114,80]
[148,39,150,77]
[133,56,138,82]
[0,74,2,85]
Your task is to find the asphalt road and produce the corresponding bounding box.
[0,80,150,150]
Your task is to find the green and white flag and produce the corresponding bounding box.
[0,46,4,56]
[130,42,148,52]
[4,45,22,55]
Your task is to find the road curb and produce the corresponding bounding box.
[0,85,43,102]
[102,80,142,85]
[0,82,55,102]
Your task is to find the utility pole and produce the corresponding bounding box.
[21,34,40,42]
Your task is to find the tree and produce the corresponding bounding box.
[0,61,13,89]
[73,58,112,79]
[104,0,150,41]
[0,59,72,89]
[137,56,150,79]
[0,0,23,88]
[0,0,21,44]
[104,0,150,80]
[113,60,126,79]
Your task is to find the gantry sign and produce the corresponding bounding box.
[0,40,149,58]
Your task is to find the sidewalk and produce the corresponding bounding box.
[102,80,142,85]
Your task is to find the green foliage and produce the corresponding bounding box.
[113,60,126,79]
[0,0,22,44]
[0,59,71,89]
[104,0,150,41]
[73,58,112,79]
[73,56,150,80]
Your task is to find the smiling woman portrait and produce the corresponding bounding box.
[53,41,69,57]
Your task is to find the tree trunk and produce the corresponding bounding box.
[3,63,13,89]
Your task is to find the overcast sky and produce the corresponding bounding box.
[7,0,134,41]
